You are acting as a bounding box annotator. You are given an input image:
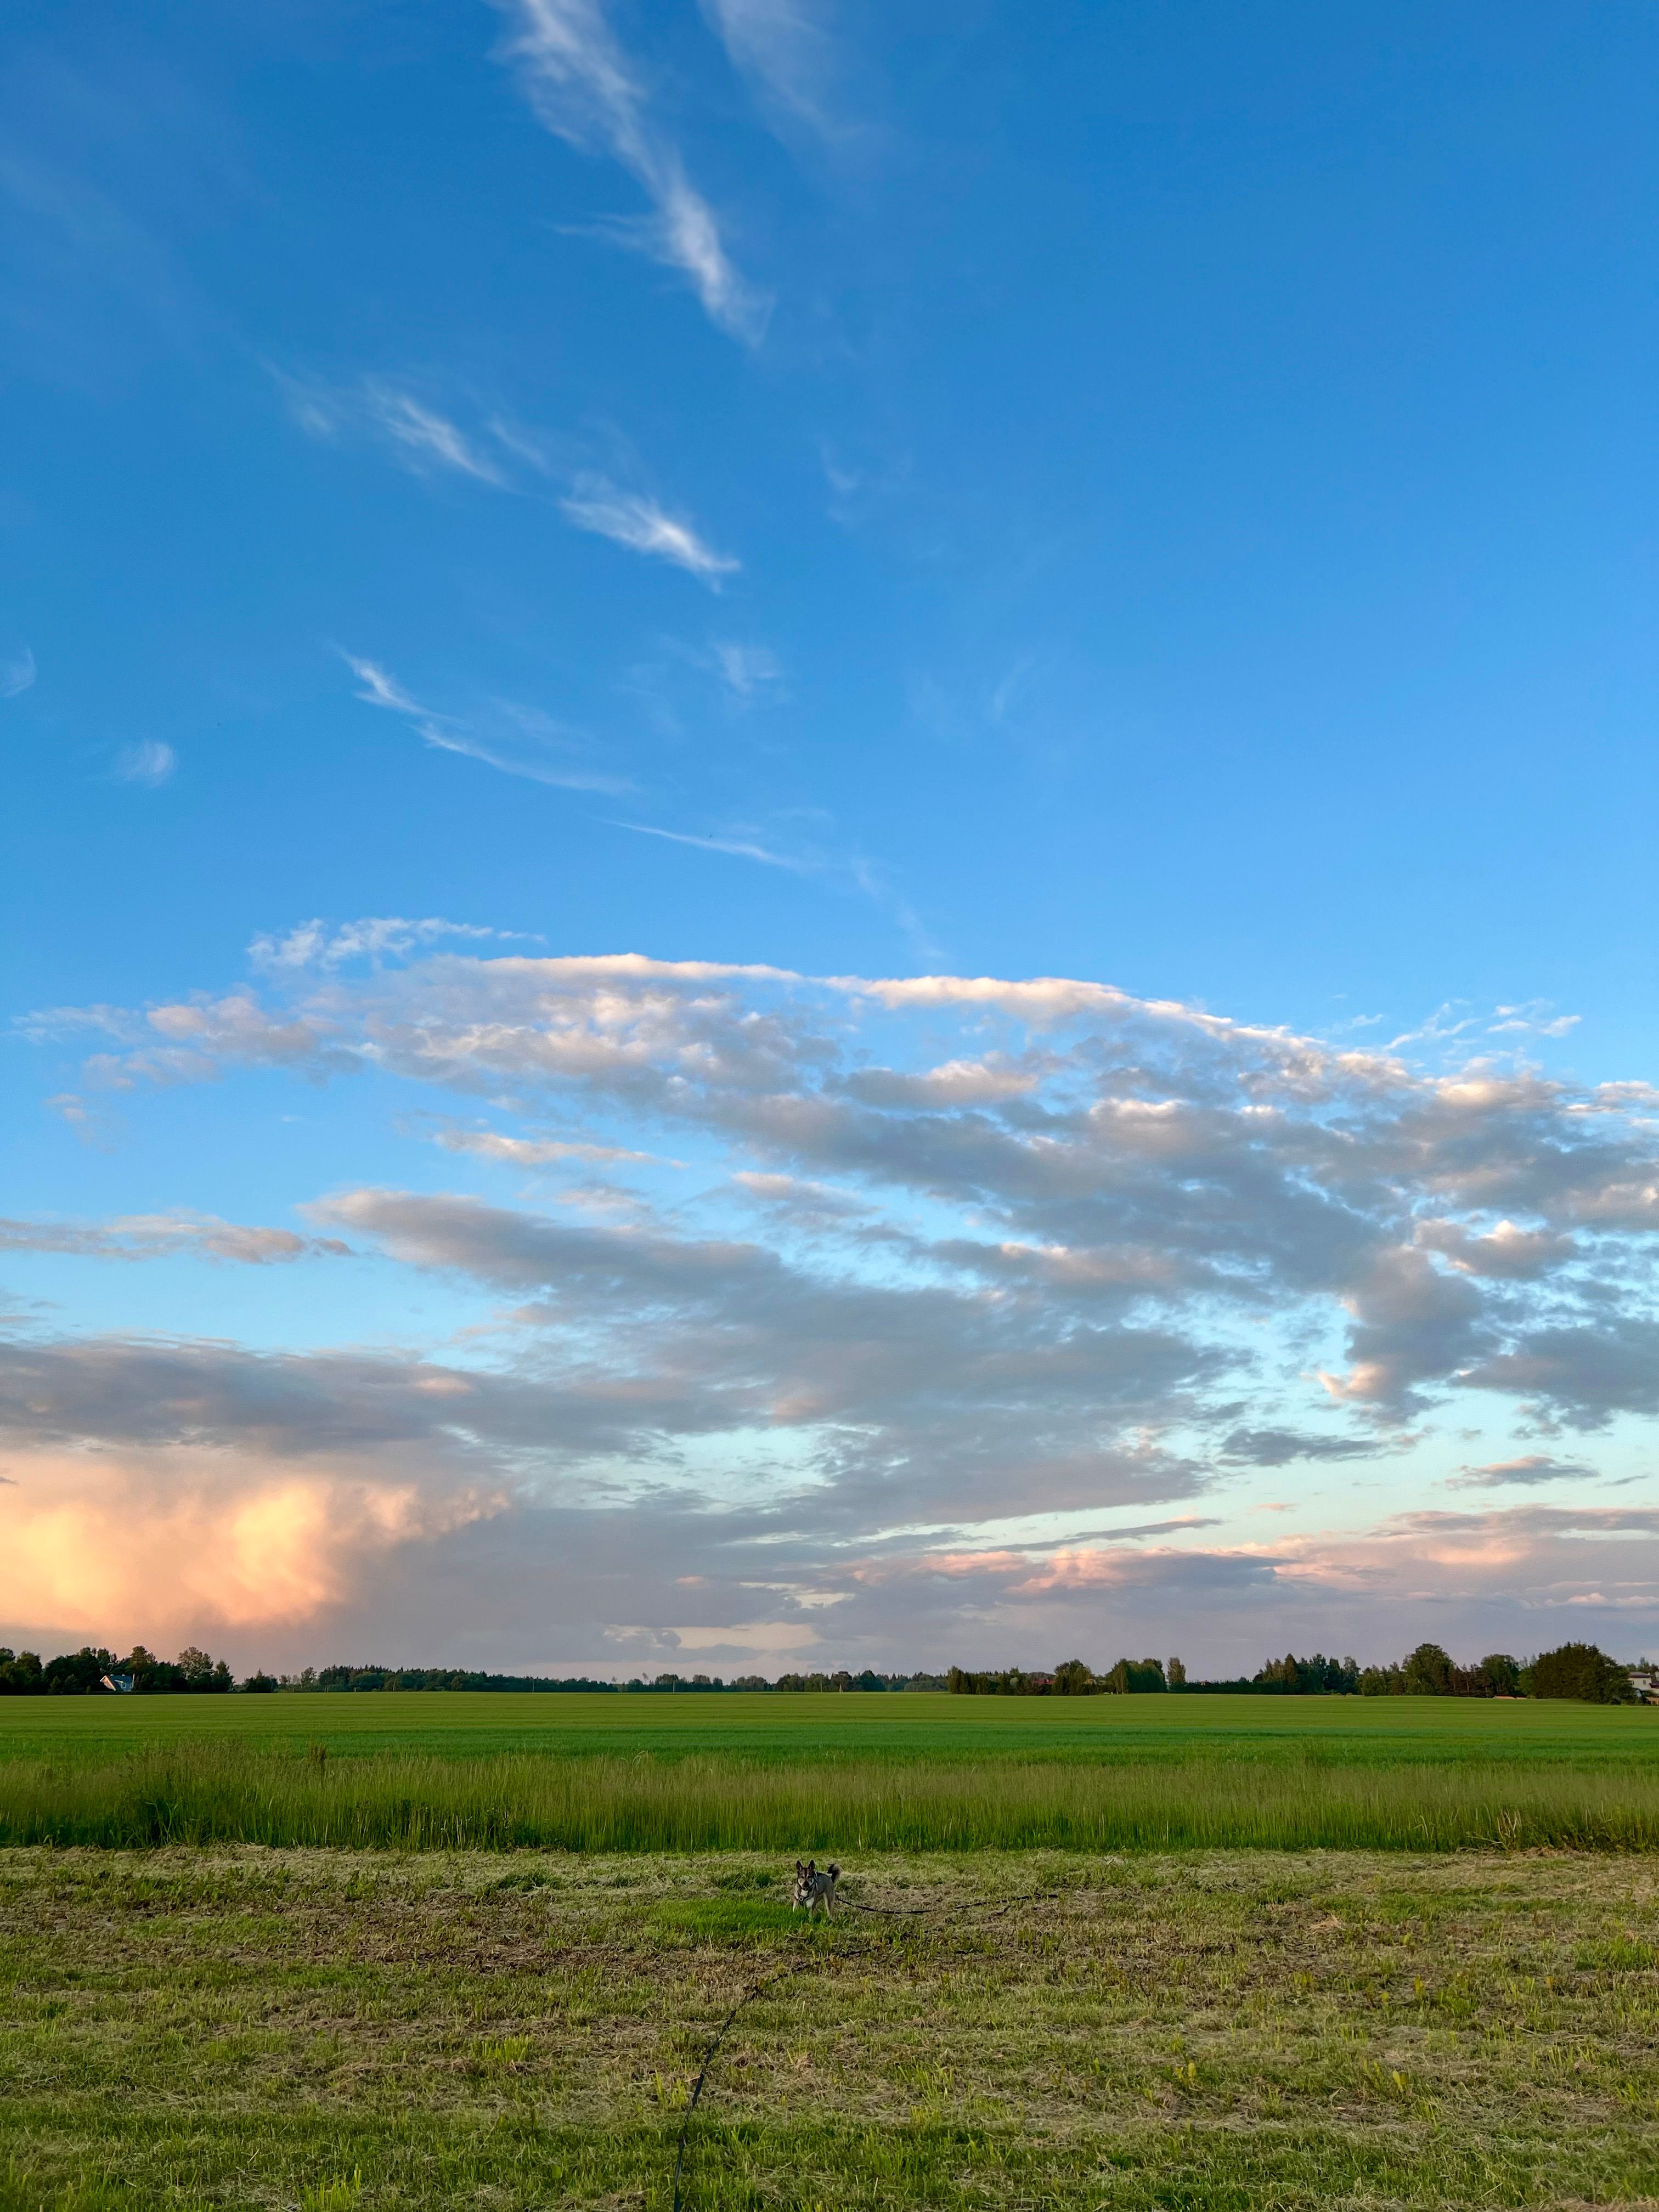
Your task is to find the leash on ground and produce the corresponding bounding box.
[669,1950,828,2212]
[668,1882,1058,2210]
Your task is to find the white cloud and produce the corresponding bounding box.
[1446,1454,1596,1491]
[362,383,507,484]
[701,0,840,137]
[1415,1218,1577,1279]
[18,945,1659,1666]
[492,0,769,341]
[0,1212,349,1265]
[114,740,176,786]
[433,1127,656,1167]
[560,477,738,582]
[0,1440,503,1643]
[0,645,36,698]
[342,653,633,793]
[710,639,784,701]
[280,373,530,487]
[284,377,733,608]
[609,819,810,871]
[249,918,505,972]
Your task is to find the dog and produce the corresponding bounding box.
[791,1859,841,1916]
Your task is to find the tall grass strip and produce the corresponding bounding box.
[5,1743,1659,1850]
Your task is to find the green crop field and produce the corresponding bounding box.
[5,1689,1659,1770]
[3,1694,1659,1854]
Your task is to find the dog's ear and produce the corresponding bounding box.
[795,1860,804,1873]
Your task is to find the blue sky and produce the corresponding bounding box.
[4,1,1658,1676]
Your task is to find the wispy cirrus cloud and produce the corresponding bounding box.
[114,740,176,786]
[361,381,509,484]
[609,819,811,872]
[700,0,845,143]
[491,0,769,342]
[283,376,741,587]
[342,654,633,795]
[710,639,784,702]
[560,477,739,583]
[279,373,514,487]
[0,645,36,697]
[607,819,930,951]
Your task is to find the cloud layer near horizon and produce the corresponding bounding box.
[7,941,1659,1669]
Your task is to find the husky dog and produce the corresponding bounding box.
[791,1859,841,1916]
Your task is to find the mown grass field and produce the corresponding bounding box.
[3,1694,1659,1854]
[4,1845,1659,2211]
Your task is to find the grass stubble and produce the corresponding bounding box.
[3,1846,1659,2211]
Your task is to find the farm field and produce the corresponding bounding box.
[3,1695,1659,1854]
[5,1690,1659,1769]
[4,1845,1659,2211]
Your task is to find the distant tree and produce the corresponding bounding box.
[240,1671,279,1694]
[1166,1656,1187,1689]
[1532,1643,1633,1704]
[120,1646,191,1691]
[1401,1643,1455,1695]
[0,1649,44,1696]
[1100,1657,1166,1694]
[44,1648,117,1696]
[1477,1653,1519,1696]
[1052,1658,1096,1696]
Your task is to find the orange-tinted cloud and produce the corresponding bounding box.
[0,1451,505,1643]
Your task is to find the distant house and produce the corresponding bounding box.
[100,1673,135,1694]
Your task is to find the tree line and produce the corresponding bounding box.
[945,1643,1645,1704]
[0,1645,244,1696]
[0,1652,941,1696]
[3,1640,1646,1703]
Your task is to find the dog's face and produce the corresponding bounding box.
[792,1859,817,1904]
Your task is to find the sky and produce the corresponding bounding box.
[3,0,1659,1679]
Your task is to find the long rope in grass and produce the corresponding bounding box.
[670,1880,1058,2209]
[669,1951,826,2212]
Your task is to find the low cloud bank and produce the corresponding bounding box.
[9,944,1659,1667]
